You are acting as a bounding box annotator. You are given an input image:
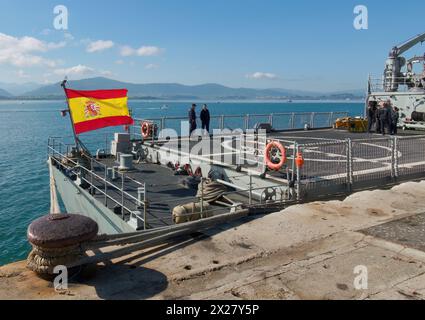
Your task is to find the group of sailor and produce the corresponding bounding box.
[189,104,211,134]
[367,100,400,135]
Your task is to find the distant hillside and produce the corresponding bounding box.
[21,77,360,100]
[0,88,13,98]
[0,82,41,96]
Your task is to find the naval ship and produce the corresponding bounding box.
[367,32,425,129]
[47,33,425,236]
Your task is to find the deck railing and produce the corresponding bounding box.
[47,137,149,230]
[369,75,425,93]
[132,111,349,138]
[297,135,425,199]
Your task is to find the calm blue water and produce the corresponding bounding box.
[0,100,363,265]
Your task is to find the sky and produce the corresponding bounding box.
[0,0,424,92]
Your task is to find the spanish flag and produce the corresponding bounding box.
[65,88,134,134]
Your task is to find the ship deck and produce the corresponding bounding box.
[61,128,425,230]
[158,128,425,183]
[89,160,248,229]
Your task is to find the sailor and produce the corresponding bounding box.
[375,102,382,134]
[188,104,197,134]
[391,107,400,135]
[367,101,377,133]
[200,104,211,134]
[378,101,391,136]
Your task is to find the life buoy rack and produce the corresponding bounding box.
[265,141,287,171]
[141,121,154,139]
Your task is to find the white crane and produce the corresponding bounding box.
[384,32,425,92]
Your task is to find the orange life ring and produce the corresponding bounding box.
[141,121,152,139]
[265,141,286,171]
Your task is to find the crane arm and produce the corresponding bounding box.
[392,32,425,56]
[407,55,425,64]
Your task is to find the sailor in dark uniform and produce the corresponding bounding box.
[188,104,197,135]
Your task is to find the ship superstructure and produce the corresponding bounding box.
[368,32,425,129]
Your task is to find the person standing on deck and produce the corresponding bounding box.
[378,101,391,136]
[200,104,211,134]
[367,101,377,133]
[188,104,197,135]
[376,102,382,134]
[391,107,400,135]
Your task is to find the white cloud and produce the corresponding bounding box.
[120,46,135,57]
[47,41,67,50]
[120,45,163,57]
[53,64,95,77]
[64,33,75,41]
[52,65,113,79]
[145,63,159,70]
[87,40,114,53]
[0,32,63,67]
[115,59,124,65]
[246,72,279,80]
[137,46,163,56]
[100,70,113,77]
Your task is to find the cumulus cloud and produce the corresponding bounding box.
[0,32,63,67]
[53,64,95,76]
[246,72,279,80]
[52,64,113,79]
[100,70,113,77]
[120,45,163,57]
[86,40,114,53]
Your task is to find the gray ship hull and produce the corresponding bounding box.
[52,165,135,235]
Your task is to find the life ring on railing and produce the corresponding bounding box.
[265,141,286,171]
[141,121,153,139]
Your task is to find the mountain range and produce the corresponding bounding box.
[0,77,365,100]
[0,88,13,98]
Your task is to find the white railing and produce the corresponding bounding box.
[369,75,425,93]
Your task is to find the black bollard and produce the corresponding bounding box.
[27,213,98,276]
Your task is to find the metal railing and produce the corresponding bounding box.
[132,111,349,138]
[369,75,425,93]
[47,137,148,229]
[297,135,425,199]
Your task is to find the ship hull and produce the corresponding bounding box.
[52,165,135,235]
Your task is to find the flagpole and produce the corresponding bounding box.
[61,79,80,151]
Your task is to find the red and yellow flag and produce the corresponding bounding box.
[65,88,134,134]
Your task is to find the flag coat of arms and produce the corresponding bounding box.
[65,88,134,134]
